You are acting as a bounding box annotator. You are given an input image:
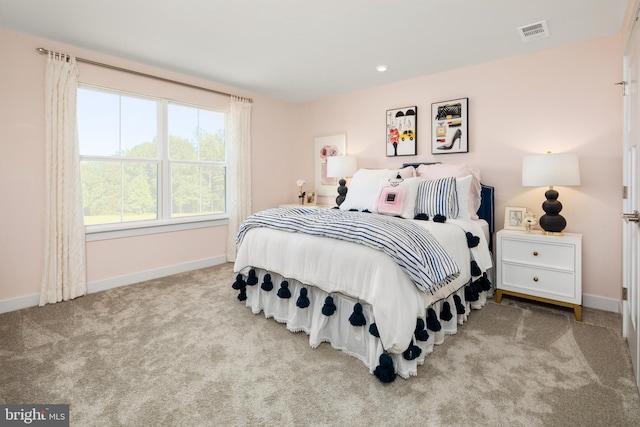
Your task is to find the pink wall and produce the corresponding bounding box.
[297,35,623,304]
[0,29,298,303]
[0,27,624,310]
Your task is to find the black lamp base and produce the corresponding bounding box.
[539,188,566,235]
[336,178,348,206]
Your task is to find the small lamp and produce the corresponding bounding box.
[326,155,357,206]
[522,152,581,235]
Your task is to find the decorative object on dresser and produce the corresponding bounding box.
[304,190,317,206]
[504,206,527,231]
[296,178,306,205]
[496,229,582,321]
[386,106,417,156]
[522,152,581,235]
[431,98,469,154]
[326,155,357,206]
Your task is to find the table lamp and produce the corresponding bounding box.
[326,155,357,206]
[522,152,580,235]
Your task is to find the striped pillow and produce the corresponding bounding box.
[415,177,459,219]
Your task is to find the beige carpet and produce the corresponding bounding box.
[1,262,639,426]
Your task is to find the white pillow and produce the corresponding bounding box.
[416,163,481,219]
[397,166,417,179]
[376,177,422,219]
[455,175,473,220]
[339,169,398,212]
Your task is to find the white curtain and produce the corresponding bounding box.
[40,52,87,305]
[227,96,253,261]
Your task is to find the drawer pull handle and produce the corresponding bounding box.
[533,251,539,256]
[533,276,539,282]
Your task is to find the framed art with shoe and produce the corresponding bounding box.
[431,98,468,154]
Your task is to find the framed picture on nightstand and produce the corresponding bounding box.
[304,190,317,205]
[504,206,527,230]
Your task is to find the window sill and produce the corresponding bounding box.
[85,216,229,242]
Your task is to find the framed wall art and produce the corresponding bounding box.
[314,134,346,196]
[504,206,527,231]
[431,98,468,154]
[386,106,417,157]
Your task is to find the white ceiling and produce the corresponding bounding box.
[0,0,628,103]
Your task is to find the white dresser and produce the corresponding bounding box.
[496,229,583,321]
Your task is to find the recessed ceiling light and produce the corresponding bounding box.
[376,65,387,72]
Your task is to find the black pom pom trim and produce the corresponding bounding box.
[231,274,246,290]
[433,214,447,223]
[470,260,481,277]
[261,274,274,291]
[465,285,479,302]
[466,232,480,248]
[480,272,492,291]
[453,294,466,314]
[369,323,380,337]
[296,287,310,308]
[374,354,396,383]
[277,281,291,299]
[414,213,429,221]
[403,343,422,360]
[349,303,367,326]
[414,318,429,341]
[426,308,442,332]
[440,301,453,322]
[246,269,258,286]
[322,296,337,316]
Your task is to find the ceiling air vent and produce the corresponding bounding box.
[517,20,550,42]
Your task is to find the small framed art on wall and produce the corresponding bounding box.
[386,106,417,157]
[431,98,468,154]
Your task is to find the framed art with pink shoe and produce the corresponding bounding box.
[431,98,468,154]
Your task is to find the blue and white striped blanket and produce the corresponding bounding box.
[236,207,460,293]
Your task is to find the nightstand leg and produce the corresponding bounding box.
[496,290,503,303]
[573,305,582,322]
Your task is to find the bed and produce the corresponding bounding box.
[232,162,494,382]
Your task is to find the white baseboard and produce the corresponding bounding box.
[0,256,227,314]
[583,293,620,313]
[88,256,227,294]
[1,265,621,316]
[0,293,41,315]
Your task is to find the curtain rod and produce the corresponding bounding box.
[36,47,253,102]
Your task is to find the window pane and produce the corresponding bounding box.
[168,103,225,161]
[80,160,158,224]
[123,163,158,221]
[78,88,158,159]
[171,164,225,217]
[78,89,120,156]
[121,96,158,159]
[81,161,122,225]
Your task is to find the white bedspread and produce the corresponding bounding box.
[234,215,492,355]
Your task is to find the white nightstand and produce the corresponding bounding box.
[496,229,583,321]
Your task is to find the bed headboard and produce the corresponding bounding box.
[402,163,495,244]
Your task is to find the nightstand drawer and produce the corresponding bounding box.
[501,263,577,302]
[501,238,574,270]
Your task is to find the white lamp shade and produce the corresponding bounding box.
[326,155,357,178]
[522,153,581,187]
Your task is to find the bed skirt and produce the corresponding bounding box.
[234,268,491,381]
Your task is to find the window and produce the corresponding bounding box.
[77,86,227,232]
